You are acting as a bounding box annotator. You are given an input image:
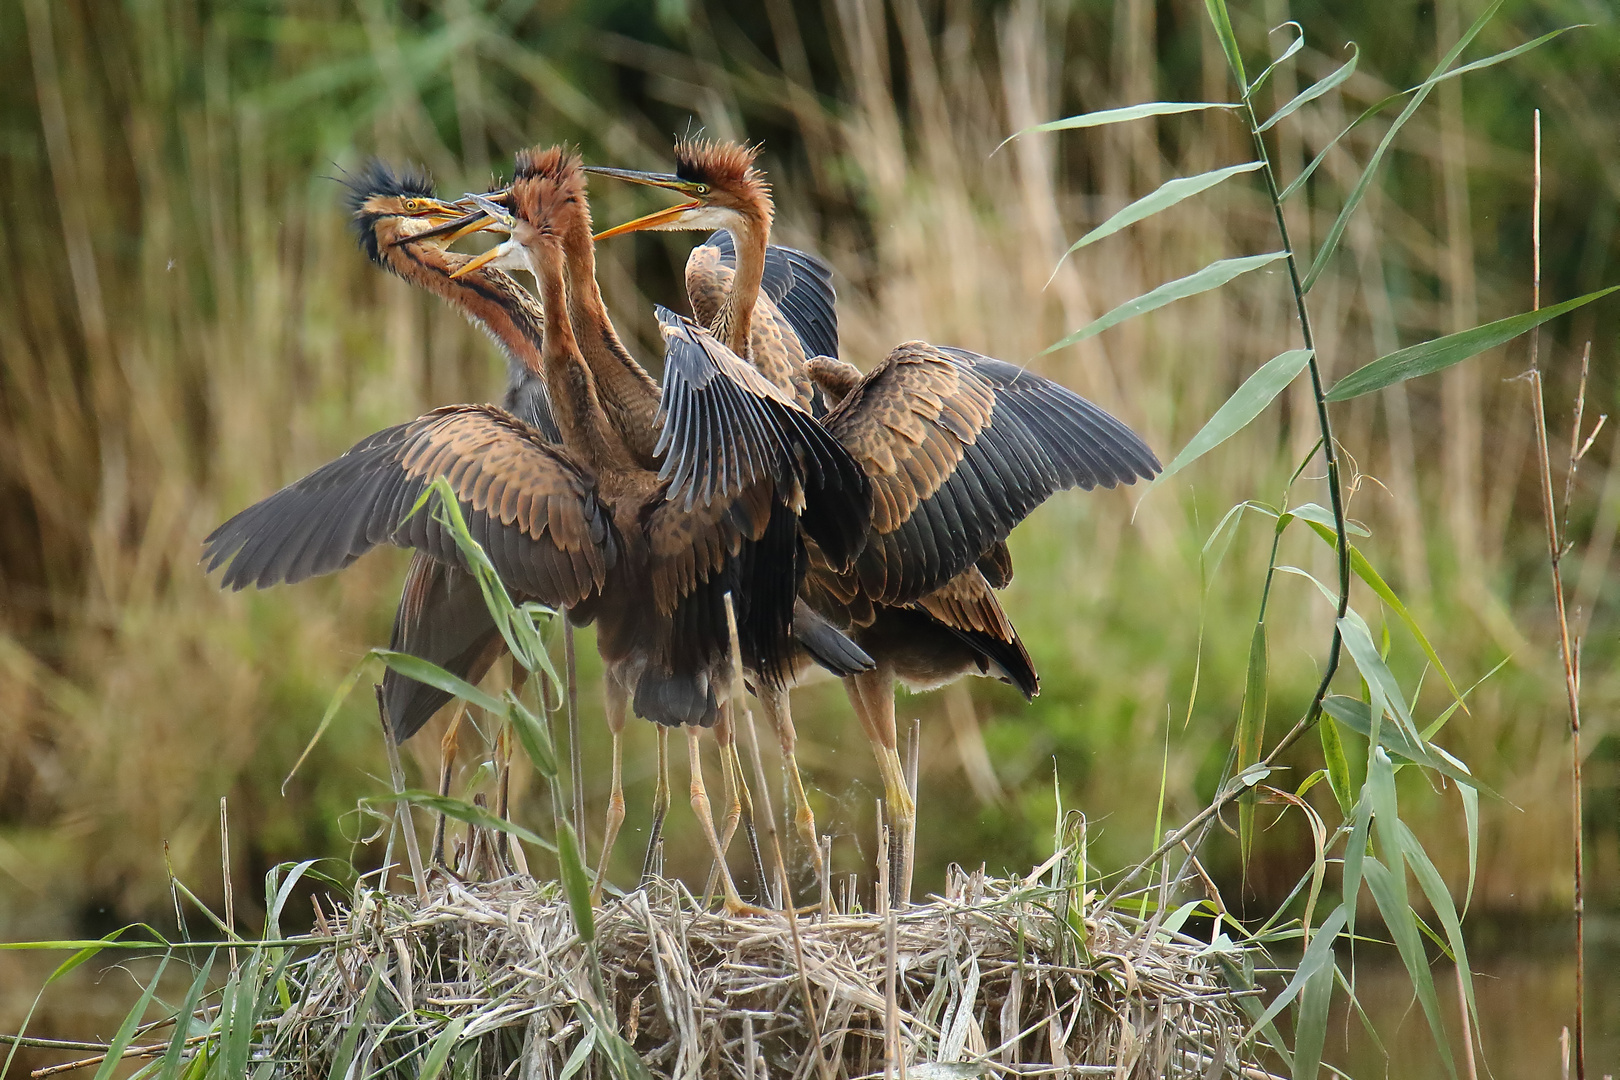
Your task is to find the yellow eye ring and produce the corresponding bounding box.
[404,199,421,211]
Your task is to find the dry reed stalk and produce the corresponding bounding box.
[1522,107,1587,1080]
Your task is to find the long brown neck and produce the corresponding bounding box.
[384,238,547,376]
[719,211,770,357]
[532,240,635,474]
[561,224,663,466]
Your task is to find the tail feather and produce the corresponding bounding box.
[793,602,874,677]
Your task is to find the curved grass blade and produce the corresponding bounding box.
[1396,820,1478,1037]
[1246,22,1304,99]
[1152,348,1313,485]
[1058,162,1262,267]
[1326,285,1620,400]
[1245,903,1346,1038]
[996,101,1238,151]
[282,654,370,795]
[157,951,215,1080]
[1258,44,1358,132]
[372,649,508,717]
[1043,252,1286,354]
[91,954,170,1080]
[1342,794,1372,939]
[370,791,556,852]
[1292,937,1337,1080]
[1322,697,1494,797]
[1301,0,1500,292]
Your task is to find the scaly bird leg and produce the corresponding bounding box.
[687,726,765,915]
[849,669,914,907]
[640,725,671,885]
[707,706,768,902]
[431,704,468,869]
[591,680,629,904]
[760,683,824,889]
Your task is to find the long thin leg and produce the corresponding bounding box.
[760,683,824,888]
[591,680,628,903]
[431,704,468,869]
[687,726,761,914]
[848,669,914,907]
[640,725,671,885]
[710,708,767,903]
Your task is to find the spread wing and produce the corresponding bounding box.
[202,404,617,608]
[822,341,1160,605]
[654,307,870,570]
[698,230,839,363]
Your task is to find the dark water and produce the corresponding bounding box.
[3,925,1616,1078]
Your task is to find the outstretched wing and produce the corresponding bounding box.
[822,341,1160,605]
[696,230,839,362]
[202,404,617,608]
[654,308,870,571]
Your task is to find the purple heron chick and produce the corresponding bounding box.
[205,148,872,912]
[590,139,1163,905]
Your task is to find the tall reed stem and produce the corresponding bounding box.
[1526,109,1585,1080]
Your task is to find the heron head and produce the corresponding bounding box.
[586,137,771,241]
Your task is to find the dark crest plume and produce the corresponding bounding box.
[511,146,587,226]
[672,137,768,199]
[344,158,435,265]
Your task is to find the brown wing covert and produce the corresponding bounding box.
[202,404,617,609]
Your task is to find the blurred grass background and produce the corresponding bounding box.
[1,0,1617,957]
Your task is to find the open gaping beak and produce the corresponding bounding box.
[446,192,520,280]
[398,190,512,246]
[584,166,707,240]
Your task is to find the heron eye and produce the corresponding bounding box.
[404,199,420,211]
[695,184,710,196]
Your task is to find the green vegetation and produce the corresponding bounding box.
[3,0,1619,1073]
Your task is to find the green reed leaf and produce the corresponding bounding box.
[93,953,170,1080]
[1337,611,1418,744]
[1154,348,1313,484]
[1246,22,1304,99]
[1236,622,1269,868]
[998,101,1238,150]
[372,649,508,717]
[1203,0,1248,88]
[1060,162,1262,262]
[157,952,215,1080]
[508,691,559,778]
[1318,713,1354,817]
[1363,853,1458,1079]
[1396,820,1478,1036]
[418,1018,467,1080]
[1320,697,1492,797]
[555,819,596,942]
[1247,903,1345,1038]
[1043,252,1287,354]
[1326,285,1620,400]
[1258,44,1358,132]
[372,791,556,852]
[1301,0,1502,292]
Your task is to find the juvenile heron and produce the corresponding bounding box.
[205,148,872,911]
[589,138,1163,904]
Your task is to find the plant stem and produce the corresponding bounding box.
[1101,54,1354,916]
[1526,108,1585,1080]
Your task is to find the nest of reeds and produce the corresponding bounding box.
[262,863,1263,1080]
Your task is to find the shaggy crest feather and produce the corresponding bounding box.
[345,159,436,264]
